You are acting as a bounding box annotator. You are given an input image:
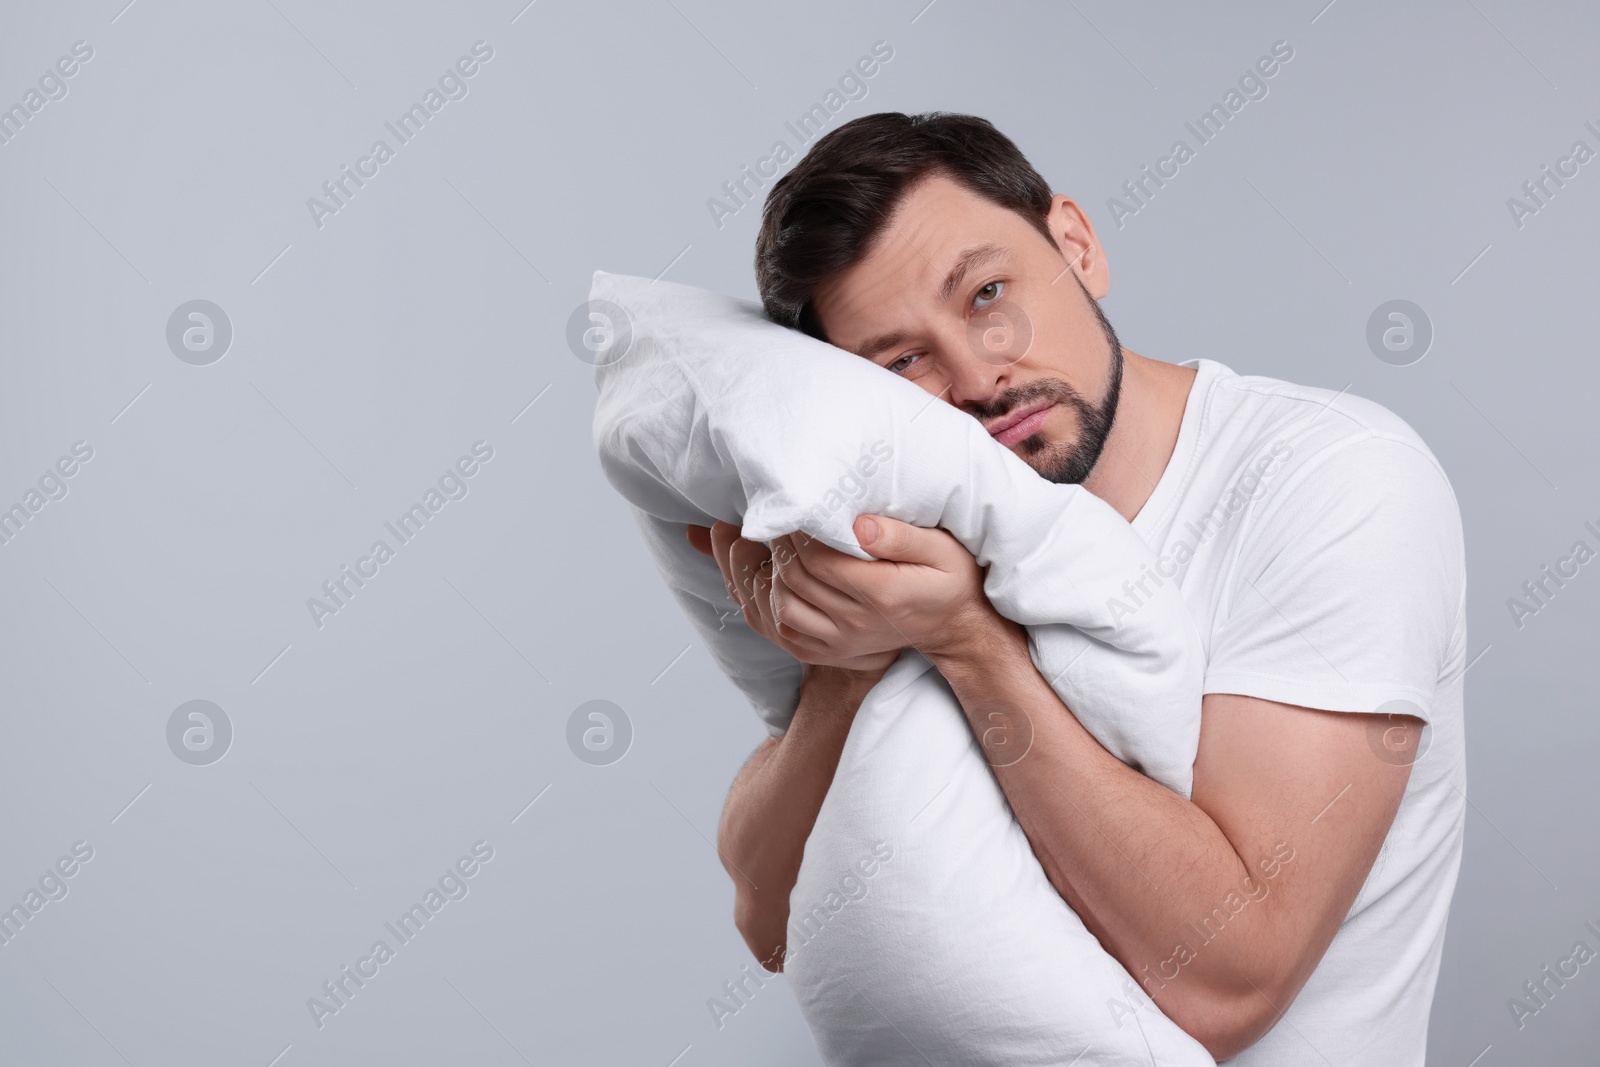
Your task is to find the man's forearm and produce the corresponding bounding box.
[717,663,885,971]
[927,613,1297,1049]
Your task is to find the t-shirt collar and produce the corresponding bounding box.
[1130,358,1222,538]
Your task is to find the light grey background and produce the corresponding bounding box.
[1,1,1595,1064]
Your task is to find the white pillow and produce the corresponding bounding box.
[590,270,1215,1065]
[589,269,1202,797]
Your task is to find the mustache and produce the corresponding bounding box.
[968,378,1093,423]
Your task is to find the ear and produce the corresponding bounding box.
[1045,195,1110,301]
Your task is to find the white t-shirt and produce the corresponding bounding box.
[1131,359,1468,1066]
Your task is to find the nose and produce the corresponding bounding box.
[936,333,1013,413]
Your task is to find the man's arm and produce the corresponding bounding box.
[929,609,1416,1061]
[687,520,902,971]
[690,510,1415,1054]
[761,515,1427,1062]
[692,434,1454,1057]
[716,663,886,972]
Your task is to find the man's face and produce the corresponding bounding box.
[811,173,1123,484]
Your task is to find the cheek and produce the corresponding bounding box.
[1046,311,1116,400]
[1023,300,1090,374]
[1066,308,1111,364]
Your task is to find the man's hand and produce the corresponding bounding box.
[688,520,901,673]
[687,514,994,667]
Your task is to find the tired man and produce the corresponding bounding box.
[686,111,1466,1064]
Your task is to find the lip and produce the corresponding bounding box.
[986,402,1055,447]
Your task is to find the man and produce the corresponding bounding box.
[686,112,1466,1064]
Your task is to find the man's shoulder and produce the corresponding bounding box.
[1197,362,1455,510]
[1186,365,1468,716]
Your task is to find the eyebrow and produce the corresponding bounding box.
[852,242,1011,362]
[938,242,1009,304]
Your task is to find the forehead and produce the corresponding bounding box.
[812,173,1039,350]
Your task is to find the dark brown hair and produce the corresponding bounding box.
[754,111,1057,340]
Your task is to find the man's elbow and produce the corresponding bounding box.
[733,893,788,973]
[1163,978,1292,1062]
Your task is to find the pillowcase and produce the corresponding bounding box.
[589,269,1202,798]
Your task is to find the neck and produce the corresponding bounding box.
[1081,349,1196,523]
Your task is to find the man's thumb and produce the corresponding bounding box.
[854,514,939,564]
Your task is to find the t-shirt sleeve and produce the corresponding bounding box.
[1203,434,1465,722]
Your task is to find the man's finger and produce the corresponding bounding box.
[686,524,713,557]
[728,534,774,605]
[782,531,877,605]
[854,514,953,567]
[767,582,837,650]
[776,535,871,617]
[708,520,743,600]
[767,537,845,644]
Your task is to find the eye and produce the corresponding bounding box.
[973,280,1004,309]
[886,352,922,374]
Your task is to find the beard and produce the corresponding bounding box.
[971,274,1125,485]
